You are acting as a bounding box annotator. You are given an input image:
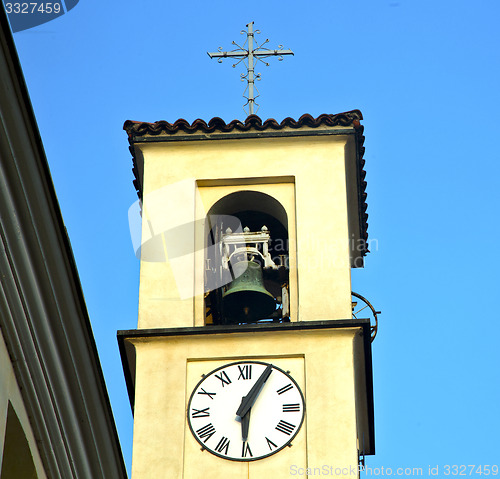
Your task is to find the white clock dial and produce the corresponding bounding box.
[187,361,305,461]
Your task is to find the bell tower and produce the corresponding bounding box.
[119,112,375,478]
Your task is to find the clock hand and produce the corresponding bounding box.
[241,409,251,441]
[236,364,273,418]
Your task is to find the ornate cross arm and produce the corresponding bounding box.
[208,22,293,115]
[252,48,294,58]
[207,49,294,59]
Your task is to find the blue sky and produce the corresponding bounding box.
[8,0,500,476]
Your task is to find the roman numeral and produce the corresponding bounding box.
[266,437,278,451]
[197,388,216,400]
[215,370,232,387]
[191,407,210,418]
[282,403,300,412]
[275,420,296,436]
[276,383,293,395]
[241,441,253,458]
[214,436,230,455]
[196,423,216,443]
[237,364,252,380]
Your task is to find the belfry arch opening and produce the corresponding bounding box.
[204,191,290,325]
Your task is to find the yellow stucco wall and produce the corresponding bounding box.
[129,327,362,479]
[0,330,47,478]
[128,127,369,478]
[136,133,355,329]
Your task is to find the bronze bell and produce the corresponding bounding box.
[223,260,276,323]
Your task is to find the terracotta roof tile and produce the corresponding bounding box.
[123,111,363,137]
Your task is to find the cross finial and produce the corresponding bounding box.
[208,22,294,116]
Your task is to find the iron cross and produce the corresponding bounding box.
[208,22,293,116]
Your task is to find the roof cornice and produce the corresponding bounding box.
[124,110,363,138]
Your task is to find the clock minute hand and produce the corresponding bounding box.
[236,364,273,418]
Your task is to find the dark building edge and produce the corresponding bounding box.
[0,5,127,478]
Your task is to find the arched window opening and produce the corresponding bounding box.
[204,191,289,325]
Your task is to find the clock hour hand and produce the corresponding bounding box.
[241,409,251,441]
[236,364,273,418]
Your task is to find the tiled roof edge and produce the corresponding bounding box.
[123,110,363,137]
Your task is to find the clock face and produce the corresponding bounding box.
[187,361,305,461]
